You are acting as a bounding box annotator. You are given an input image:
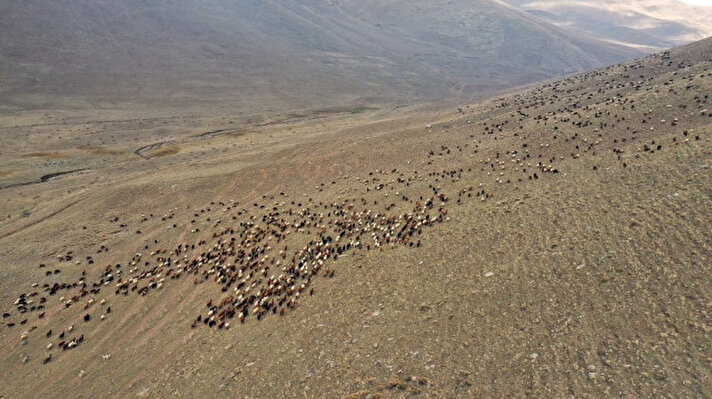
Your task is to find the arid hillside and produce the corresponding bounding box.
[0,37,710,397]
[504,0,712,50]
[0,0,642,113]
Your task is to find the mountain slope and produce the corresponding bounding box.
[0,0,643,112]
[0,36,710,398]
[503,0,712,50]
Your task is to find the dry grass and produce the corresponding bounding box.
[19,152,66,159]
[77,146,122,156]
[149,146,180,157]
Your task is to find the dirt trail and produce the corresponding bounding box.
[134,142,172,159]
[0,169,91,190]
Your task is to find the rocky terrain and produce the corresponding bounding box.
[0,35,710,398]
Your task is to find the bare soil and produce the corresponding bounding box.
[0,38,710,398]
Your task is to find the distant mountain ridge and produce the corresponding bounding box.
[0,0,646,112]
[502,0,712,50]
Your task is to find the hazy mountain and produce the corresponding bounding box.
[0,0,644,112]
[502,0,712,50]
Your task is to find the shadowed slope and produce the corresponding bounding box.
[0,0,643,112]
